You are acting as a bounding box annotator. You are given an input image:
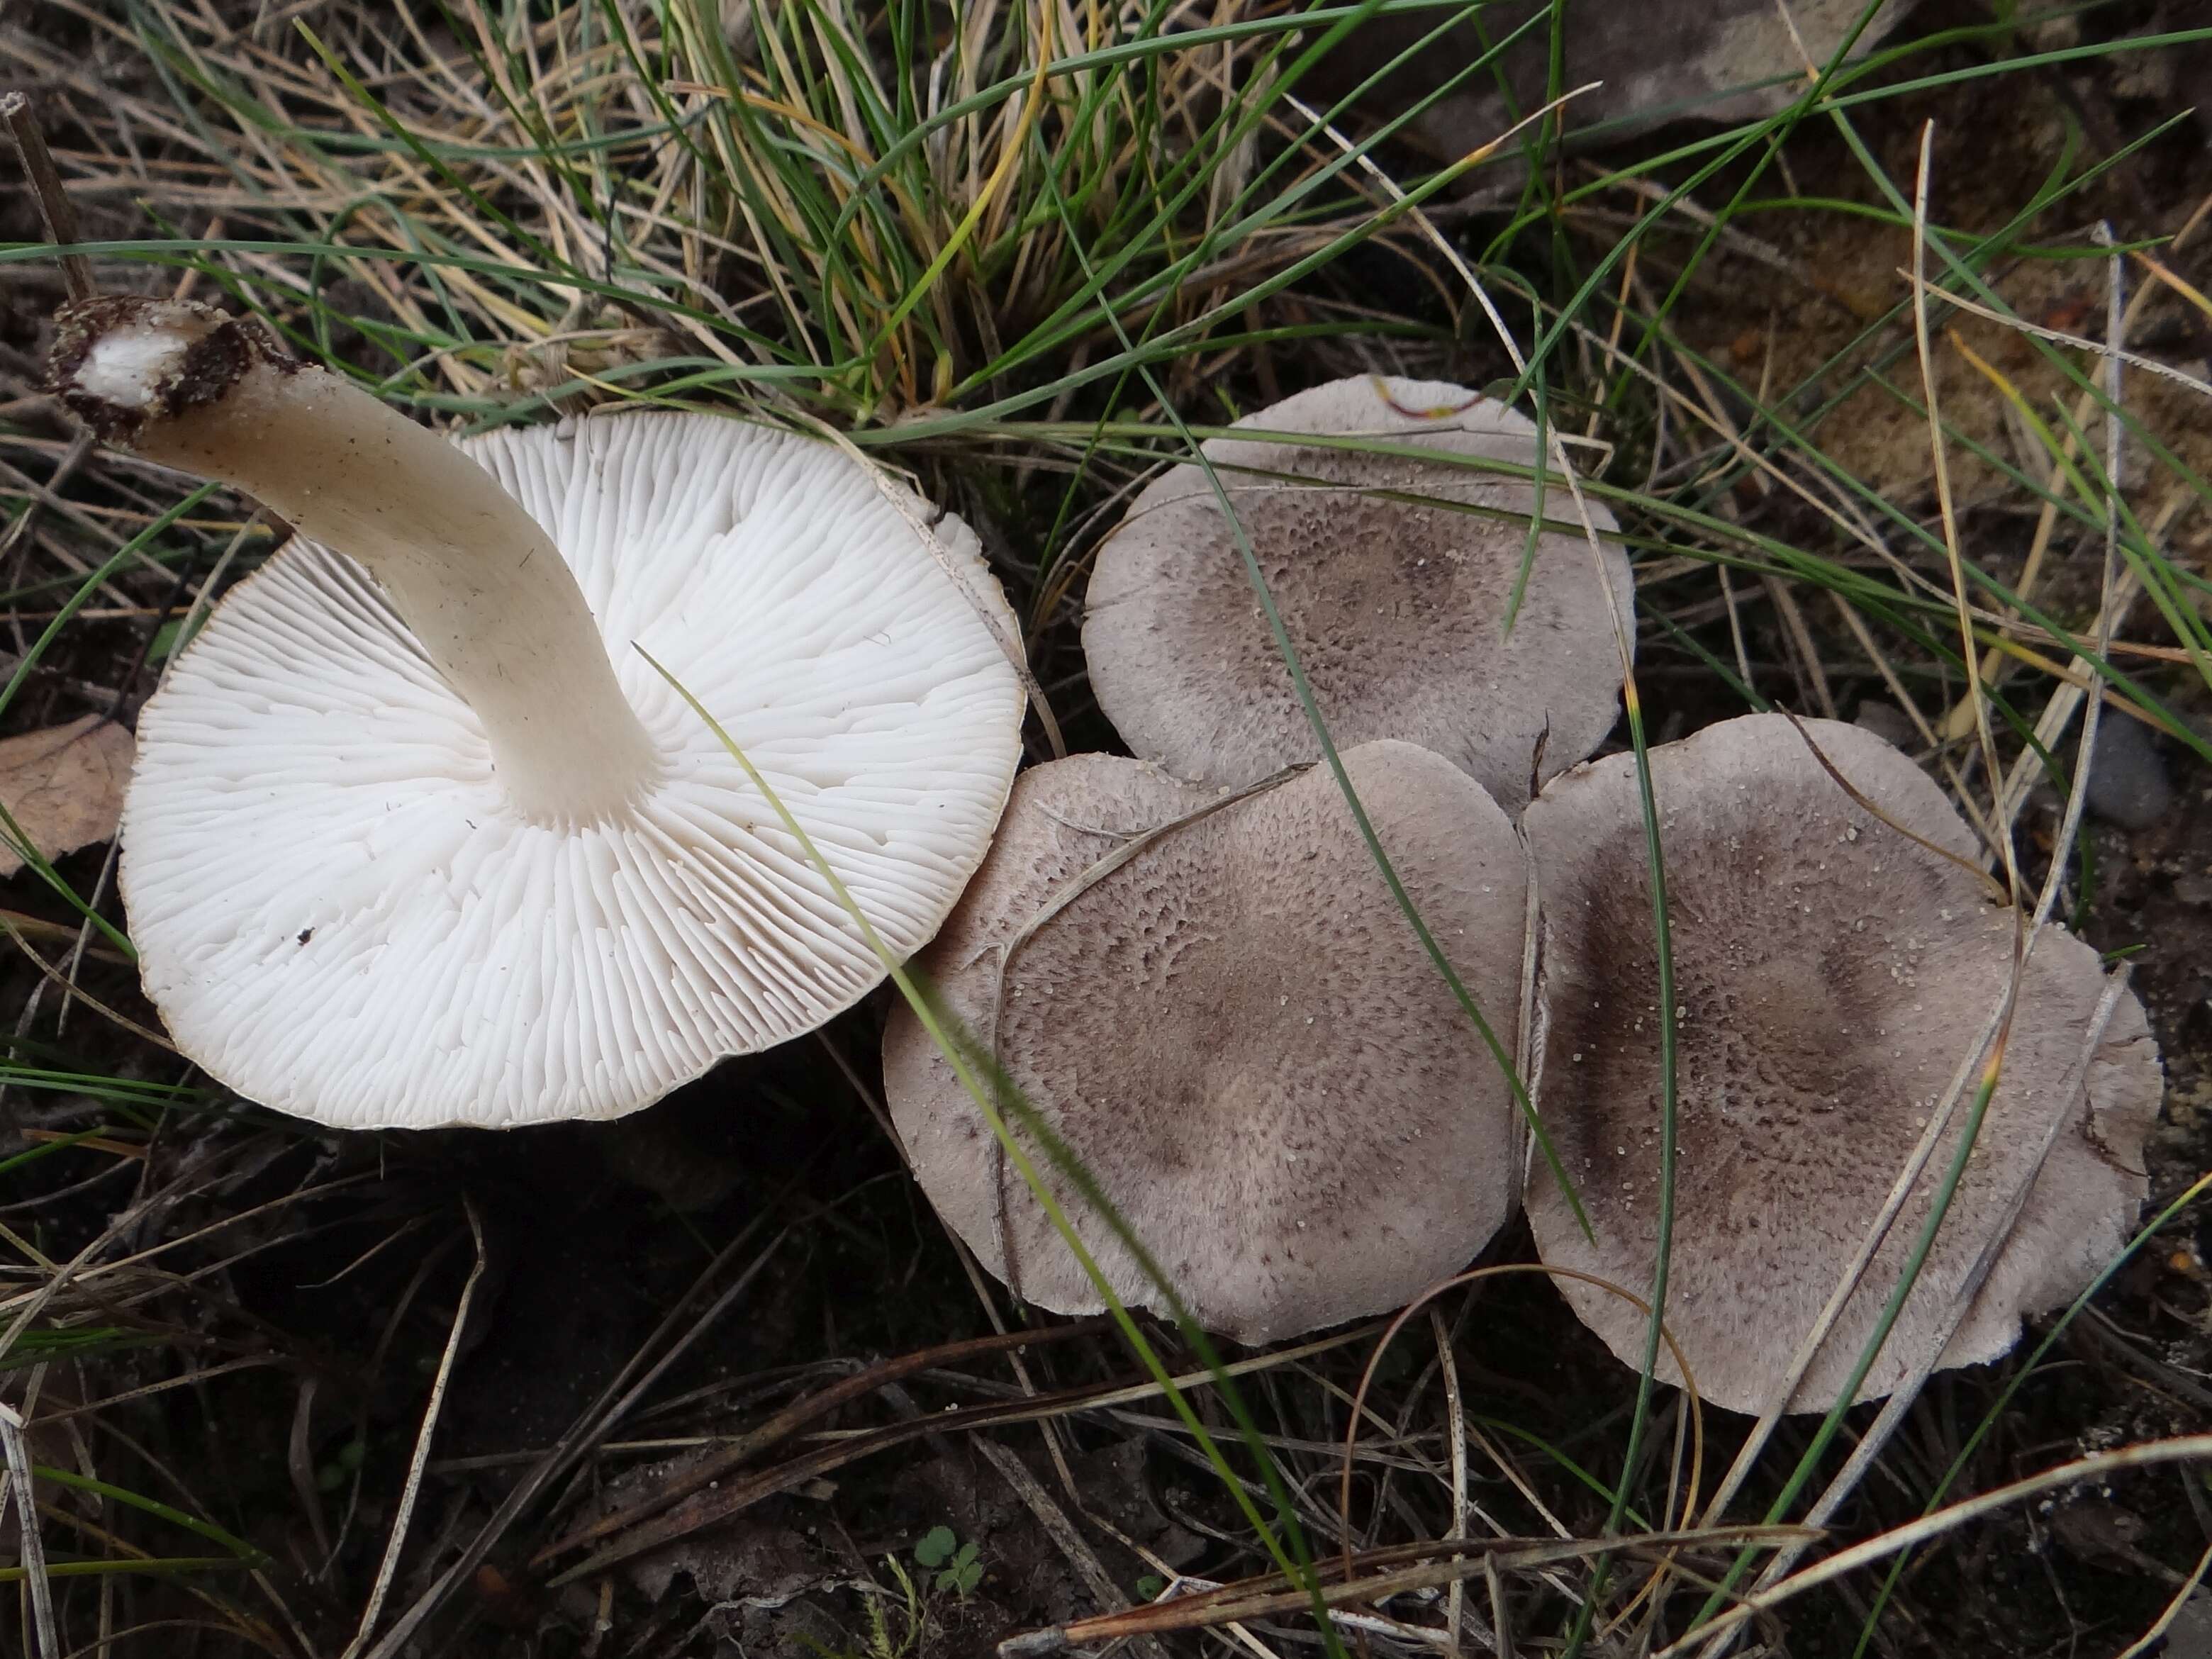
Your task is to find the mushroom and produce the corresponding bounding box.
[1081,374,1634,812]
[882,740,1529,1343]
[1521,713,2162,1412]
[50,296,1026,1130]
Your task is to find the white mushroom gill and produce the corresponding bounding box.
[55,297,659,822]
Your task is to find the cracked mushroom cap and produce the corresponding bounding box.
[1522,713,2162,1413]
[1082,375,1634,812]
[119,408,1024,1129]
[883,740,1530,1344]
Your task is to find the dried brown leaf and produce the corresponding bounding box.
[0,715,134,878]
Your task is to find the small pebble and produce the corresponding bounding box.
[2085,714,2172,831]
[2173,873,2212,910]
[1851,700,1916,749]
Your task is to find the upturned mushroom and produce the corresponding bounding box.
[882,741,1529,1343]
[1082,374,1634,812]
[50,296,1025,1130]
[1521,713,2162,1412]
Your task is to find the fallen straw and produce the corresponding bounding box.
[1,92,94,304]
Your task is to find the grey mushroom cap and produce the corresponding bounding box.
[1522,713,2162,1414]
[883,740,1530,1344]
[1082,374,1634,812]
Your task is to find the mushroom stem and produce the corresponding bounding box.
[49,297,660,823]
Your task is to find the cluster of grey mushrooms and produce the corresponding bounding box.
[48,294,2160,1418]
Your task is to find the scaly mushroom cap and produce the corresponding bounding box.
[883,740,1529,1344]
[1082,375,1634,811]
[123,411,1024,1129]
[1522,713,2162,1412]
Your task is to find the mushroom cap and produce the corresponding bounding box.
[883,740,1529,1344]
[122,410,1024,1130]
[1522,713,2162,1413]
[1081,375,1634,811]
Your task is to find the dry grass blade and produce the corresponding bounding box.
[0,94,93,303]
[2130,247,2212,321]
[1920,284,2211,401]
[340,1202,486,1659]
[971,1434,1170,1659]
[1909,121,2016,903]
[1996,555,2145,830]
[530,1317,1110,1565]
[1658,1437,2212,1656]
[1345,1263,1709,1568]
[2114,1537,2212,1659]
[1432,1304,1469,1659]
[0,1393,60,1659]
[1777,709,2007,900]
[359,1213,791,1659]
[1002,1524,1818,1654]
[547,1320,1379,1586]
